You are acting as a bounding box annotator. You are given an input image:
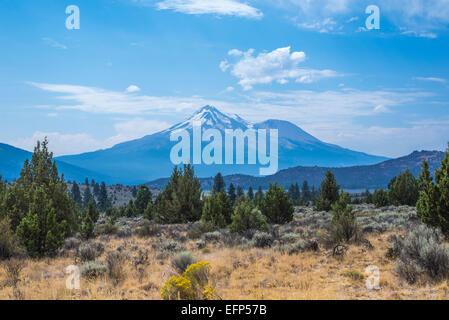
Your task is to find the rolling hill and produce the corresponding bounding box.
[146,150,445,191]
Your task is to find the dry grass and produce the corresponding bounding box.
[0,230,448,300]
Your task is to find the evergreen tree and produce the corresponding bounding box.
[93,182,100,198]
[83,186,94,209]
[314,170,340,211]
[201,189,232,228]
[247,186,254,201]
[236,185,245,203]
[288,184,296,203]
[228,183,236,205]
[213,173,225,193]
[388,169,419,206]
[131,186,138,198]
[255,186,264,207]
[417,150,449,234]
[97,182,110,212]
[260,183,294,224]
[4,139,78,257]
[80,202,96,240]
[301,181,311,203]
[155,164,203,223]
[230,198,268,234]
[71,181,82,208]
[363,189,373,204]
[330,191,360,243]
[125,200,137,218]
[135,185,152,216]
[85,200,99,223]
[373,188,389,208]
[84,178,89,186]
[143,201,154,220]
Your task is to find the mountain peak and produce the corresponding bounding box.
[170,105,250,131]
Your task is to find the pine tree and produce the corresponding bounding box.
[260,183,294,224]
[247,186,254,201]
[83,186,94,209]
[301,181,311,203]
[71,181,82,208]
[80,209,94,240]
[97,182,110,212]
[201,188,232,228]
[373,188,389,208]
[417,151,449,234]
[155,164,203,223]
[363,189,373,204]
[255,186,264,207]
[288,184,296,203]
[230,198,268,234]
[228,183,236,205]
[85,200,99,223]
[236,186,245,203]
[5,139,78,257]
[213,173,225,193]
[135,185,152,216]
[388,169,419,206]
[315,170,340,211]
[93,182,100,198]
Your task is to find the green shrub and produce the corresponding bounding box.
[388,169,419,206]
[135,220,160,237]
[314,170,340,212]
[203,231,221,243]
[229,198,268,234]
[171,251,198,274]
[417,151,449,234]
[81,261,107,279]
[373,188,390,208]
[396,225,449,284]
[95,223,118,236]
[260,183,294,224]
[251,232,273,248]
[201,190,232,228]
[77,242,104,262]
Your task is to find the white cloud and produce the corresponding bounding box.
[126,85,141,93]
[14,118,171,156]
[154,0,263,19]
[28,82,229,116]
[220,46,341,90]
[29,81,442,157]
[42,38,67,50]
[270,0,449,36]
[414,76,447,83]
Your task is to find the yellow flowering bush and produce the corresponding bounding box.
[161,275,195,300]
[161,261,217,300]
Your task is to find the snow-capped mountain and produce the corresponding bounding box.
[56,106,389,184]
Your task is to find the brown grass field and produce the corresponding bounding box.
[1,228,448,300]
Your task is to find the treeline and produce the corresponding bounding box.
[1,138,449,260]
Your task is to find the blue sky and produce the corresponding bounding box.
[0,0,448,157]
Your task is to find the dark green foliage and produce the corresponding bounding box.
[255,186,264,207]
[236,186,244,199]
[97,182,110,212]
[125,200,137,217]
[5,139,78,258]
[70,182,82,208]
[388,169,419,206]
[201,189,233,228]
[325,192,361,245]
[252,231,273,248]
[83,186,94,209]
[287,183,301,205]
[230,198,268,234]
[80,202,96,240]
[417,147,449,234]
[93,182,100,198]
[135,185,152,216]
[247,186,254,201]
[373,188,390,208]
[155,164,203,224]
[131,186,138,198]
[314,170,340,211]
[228,183,236,205]
[301,181,312,203]
[213,173,225,193]
[260,183,294,224]
[362,189,373,204]
[143,201,154,220]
